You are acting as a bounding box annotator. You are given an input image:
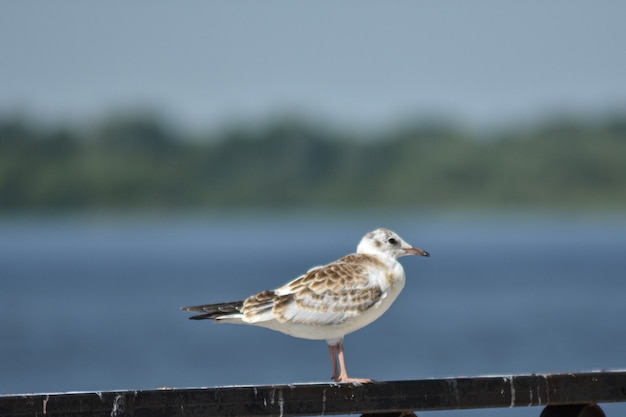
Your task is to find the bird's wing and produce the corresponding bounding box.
[246,254,386,326]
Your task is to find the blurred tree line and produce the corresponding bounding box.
[1,112,625,211]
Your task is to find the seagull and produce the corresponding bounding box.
[182,228,429,383]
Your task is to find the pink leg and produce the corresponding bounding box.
[330,340,372,384]
[328,344,339,381]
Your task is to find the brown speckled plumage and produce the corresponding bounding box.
[182,228,429,383]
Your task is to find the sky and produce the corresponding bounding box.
[1,1,626,131]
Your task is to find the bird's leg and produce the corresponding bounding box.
[334,341,372,384]
[328,344,340,381]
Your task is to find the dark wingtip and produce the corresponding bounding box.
[181,300,245,320]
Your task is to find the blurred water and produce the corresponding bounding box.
[1,212,625,417]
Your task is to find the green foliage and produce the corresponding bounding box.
[1,113,625,211]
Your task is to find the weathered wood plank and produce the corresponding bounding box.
[1,370,625,417]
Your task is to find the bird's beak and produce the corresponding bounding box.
[404,247,430,257]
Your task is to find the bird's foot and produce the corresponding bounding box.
[333,375,373,384]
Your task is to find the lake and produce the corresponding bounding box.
[1,211,625,417]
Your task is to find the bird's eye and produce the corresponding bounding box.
[387,237,397,245]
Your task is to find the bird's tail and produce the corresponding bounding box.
[181,300,244,320]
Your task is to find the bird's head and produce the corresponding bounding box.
[356,228,430,259]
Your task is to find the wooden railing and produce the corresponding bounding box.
[2,370,625,417]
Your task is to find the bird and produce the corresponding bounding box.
[181,228,429,383]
